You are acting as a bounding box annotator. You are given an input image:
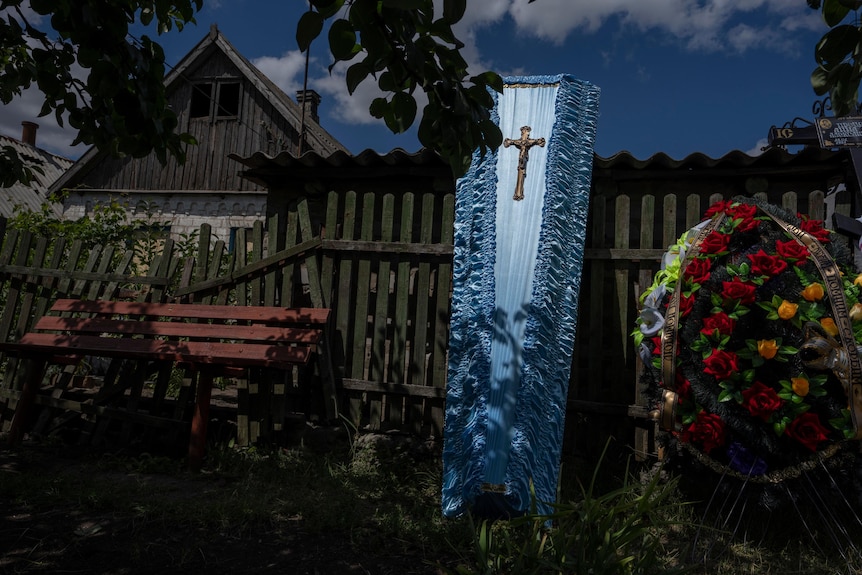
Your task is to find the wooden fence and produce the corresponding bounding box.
[0,185,849,458]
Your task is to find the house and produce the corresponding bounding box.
[51,24,347,246]
[0,122,73,218]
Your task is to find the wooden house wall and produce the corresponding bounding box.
[69,47,305,193]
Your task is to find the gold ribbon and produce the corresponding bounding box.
[658,214,726,431]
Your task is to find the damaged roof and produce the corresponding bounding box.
[0,134,72,218]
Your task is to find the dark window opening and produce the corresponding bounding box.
[217,83,240,117]
[189,83,213,118]
[229,227,254,253]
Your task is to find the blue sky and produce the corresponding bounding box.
[0,1,832,161]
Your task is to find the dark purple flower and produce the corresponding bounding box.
[727,442,768,476]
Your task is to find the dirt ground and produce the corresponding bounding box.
[0,443,452,575]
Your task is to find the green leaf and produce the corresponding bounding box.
[477,71,504,93]
[382,0,427,7]
[443,0,467,24]
[823,0,852,26]
[369,97,388,119]
[311,0,346,18]
[328,18,359,61]
[296,11,325,52]
[387,91,417,133]
[378,70,398,92]
[345,62,370,94]
[814,24,859,68]
[480,119,502,150]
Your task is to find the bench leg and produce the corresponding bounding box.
[8,359,47,446]
[188,371,213,471]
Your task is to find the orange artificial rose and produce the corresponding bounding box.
[820,317,839,336]
[801,283,825,302]
[778,300,798,320]
[851,303,862,323]
[757,339,779,360]
[791,377,809,397]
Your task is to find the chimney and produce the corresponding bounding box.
[21,121,37,146]
[296,90,321,124]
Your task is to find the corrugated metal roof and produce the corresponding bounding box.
[594,146,844,171]
[231,145,844,176]
[0,134,72,218]
[230,147,447,171]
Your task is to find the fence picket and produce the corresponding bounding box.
[370,193,394,428]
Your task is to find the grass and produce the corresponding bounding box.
[1,433,861,574]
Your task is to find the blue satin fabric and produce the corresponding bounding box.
[442,75,600,517]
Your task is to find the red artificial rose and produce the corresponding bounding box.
[729,203,757,220]
[651,335,663,355]
[699,231,730,255]
[798,215,831,243]
[747,249,788,277]
[703,349,739,380]
[679,292,695,317]
[785,412,830,452]
[741,381,782,421]
[700,312,735,336]
[682,411,726,454]
[704,200,732,219]
[775,239,809,264]
[685,257,711,285]
[675,373,692,399]
[728,203,759,232]
[721,278,757,305]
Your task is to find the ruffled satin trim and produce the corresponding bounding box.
[442,75,600,517]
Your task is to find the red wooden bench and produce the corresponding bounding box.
[1,299,336,468]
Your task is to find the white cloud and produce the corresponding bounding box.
[503,0,821,53]
[251,51,308,97]
[746,138,768,156]
[311,62,381,126]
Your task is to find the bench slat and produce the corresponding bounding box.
[9,333,311,367]
[49,299,330,325]
[33,316,323,344]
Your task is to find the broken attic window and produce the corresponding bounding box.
[217,83,240,117]
[190,83,213,118]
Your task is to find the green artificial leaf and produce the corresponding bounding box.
[296,10,324,52]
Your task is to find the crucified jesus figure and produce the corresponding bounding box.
[503,125,545,201]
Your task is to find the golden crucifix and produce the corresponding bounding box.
[503,125,545,201]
